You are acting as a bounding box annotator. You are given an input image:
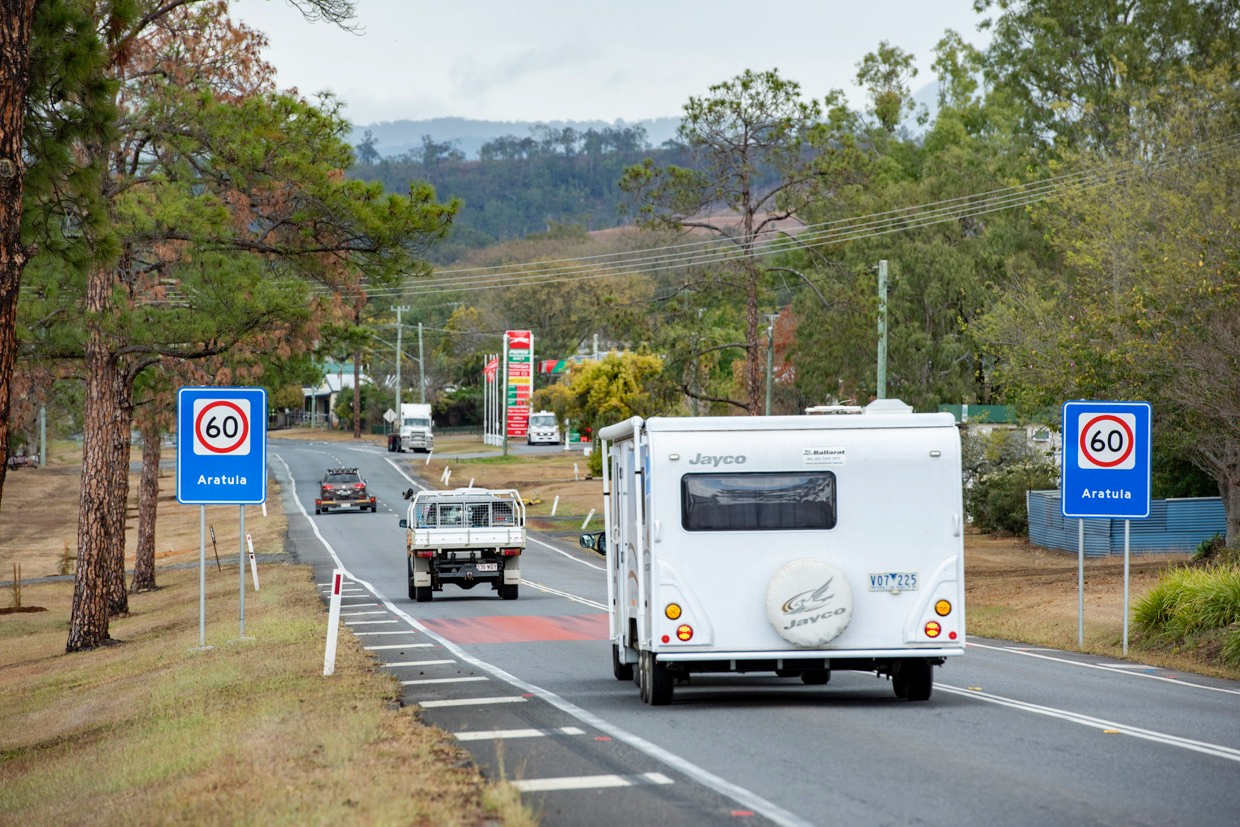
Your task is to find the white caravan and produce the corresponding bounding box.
[581,399,965,705]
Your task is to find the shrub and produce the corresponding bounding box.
[1133,564,1240,643]
[966,461,1059,535]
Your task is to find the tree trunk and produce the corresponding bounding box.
[352,347,362,438]
[0,0,36,510]
[67,313,118,651]
[131,418,161,592]
[744,263,761,416]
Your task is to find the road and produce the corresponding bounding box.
[271,437,1240,827]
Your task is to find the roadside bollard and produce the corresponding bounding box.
[323,569,343,676]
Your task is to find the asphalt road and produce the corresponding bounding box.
[271,437,1240,827]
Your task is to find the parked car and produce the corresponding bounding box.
[315,467,376,514]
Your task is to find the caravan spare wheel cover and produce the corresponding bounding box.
[765,559,854,647]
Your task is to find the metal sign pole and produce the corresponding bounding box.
[199,505,206,648]
[239,505,246,638]
[1078,518,1084,648]
[1123,520,1131,655]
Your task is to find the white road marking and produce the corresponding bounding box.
[352,630,420,636]
[511,772,673,793]
[940,684,1240,763]
[455,727,585,741]
[968,641,1240,695]
[339,610,388,617]
[400,677,489,686]
[365,643,434,650]
[415,694,527,707]
[385,659,455,667]
[345,620,398,626]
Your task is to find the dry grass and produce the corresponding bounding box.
[0,434,535,826]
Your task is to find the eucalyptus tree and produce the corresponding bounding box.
[620,69,859,415]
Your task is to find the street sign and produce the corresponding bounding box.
[177,386,267,505]
[1061,400,1151,519]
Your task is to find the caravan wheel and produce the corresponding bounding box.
[640,650,673,706]
[612,644,634,681]
[901,659,934,701]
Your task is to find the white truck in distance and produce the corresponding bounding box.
[580,399,965,706]
[526,410,561,445]
[400,487,525,601]
[388,402,434,453]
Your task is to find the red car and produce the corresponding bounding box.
[315,467,376,514]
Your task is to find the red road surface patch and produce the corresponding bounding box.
[421,613,609,644]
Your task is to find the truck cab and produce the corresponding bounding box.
[526,411,561,445]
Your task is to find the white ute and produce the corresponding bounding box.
[400,487,525,601]
[580,399,965,705]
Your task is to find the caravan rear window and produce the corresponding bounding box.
[681,472,837,531]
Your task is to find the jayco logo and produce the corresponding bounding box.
[687,453,747,466]
[780,578,846,630]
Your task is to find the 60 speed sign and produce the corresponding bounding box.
[193,398,252,455]
[1077,412,1135,470]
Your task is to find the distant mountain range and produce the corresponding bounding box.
[349,116,683,160]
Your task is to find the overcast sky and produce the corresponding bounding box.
[232,0,993,127]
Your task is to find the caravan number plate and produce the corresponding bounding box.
[869,572,918,592]
[475,562,498,572]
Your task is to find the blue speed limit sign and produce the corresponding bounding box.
[177,387,267,505]
[1061,400,1151,519]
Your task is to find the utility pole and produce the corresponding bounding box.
[392,305,410,421]
[417,322,426,403]
[765,314,778,415]
[876,260,888,400]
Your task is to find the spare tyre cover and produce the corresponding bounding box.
[765,559,854,647]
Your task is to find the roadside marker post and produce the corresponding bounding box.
[1061,400,1152,653]
[247,533,259,590]
[323,569,344,676]
[582,509,595,530]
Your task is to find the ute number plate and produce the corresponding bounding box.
[869,572,918,592]
[475,562,498,572]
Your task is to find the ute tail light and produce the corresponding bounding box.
[501,547,522,556]
[355,483,365,489]
[414,550,434,559]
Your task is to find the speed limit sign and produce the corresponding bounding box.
[193,398,251,455]
[1061,401,1150,519]
[177,387,267,504]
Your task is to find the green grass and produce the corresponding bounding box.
[1133,563,1240,665]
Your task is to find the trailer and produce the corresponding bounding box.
[400,487,524,601]
[581,399,965,705]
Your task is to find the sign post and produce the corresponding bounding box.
[177,387,267,646]
[1061,400,1152,652]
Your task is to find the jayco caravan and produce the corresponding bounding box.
[582,399,965,705]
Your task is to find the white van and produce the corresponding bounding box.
[581,399,965,705]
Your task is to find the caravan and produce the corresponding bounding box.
[581,399,965,705]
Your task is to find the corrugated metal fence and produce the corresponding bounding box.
[1026,491,1226,557]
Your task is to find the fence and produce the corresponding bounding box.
[1026,491,1226,557]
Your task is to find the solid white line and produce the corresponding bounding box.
[385,659,455,667]
[939,684,1240,763]
[415,694,526,706]
[521,580,607,610]
[365,643,434,650]
[455,727,586,741]
[400,677,489,686]
[526,535,606,571]
[967,641,1240,695]
[510,772,673,793]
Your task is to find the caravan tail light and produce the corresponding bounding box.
[676,624,693,641]
[935,599,952,617]
[664,603,682,620]
[924,621,942,638]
